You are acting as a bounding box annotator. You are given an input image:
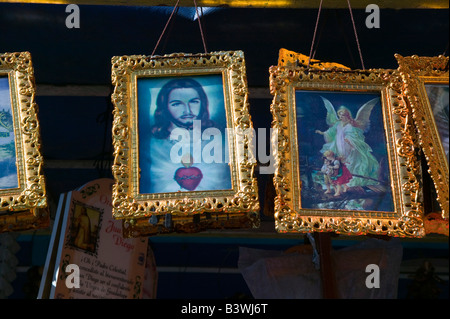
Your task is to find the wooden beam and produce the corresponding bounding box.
[314,232,339,299]
[0,0,448,9]
[36,84,111,96]
[35,84,273,98]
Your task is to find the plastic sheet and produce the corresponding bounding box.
[238,237,403,299]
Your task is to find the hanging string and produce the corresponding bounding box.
[311,10,329,62]
[334,11,358,69]
[160,5,180,54]
[151,0,181,57]
[193,0,208,53]
[307,0,323,69]
[346,0,365,70]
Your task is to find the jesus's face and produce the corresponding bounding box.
[167,88,201,128]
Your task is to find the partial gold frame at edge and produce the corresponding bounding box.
[396,54,449,220]
[269,65,425,238]
[0,207,50,233]
[111,51,260,230]
[0,51,48,232]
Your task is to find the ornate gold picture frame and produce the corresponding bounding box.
[111,51,259,230]
[270,65,425,238]
[396,54,449,220]
[0,51,48,232]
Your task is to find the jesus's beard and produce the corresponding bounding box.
[170,116,199,130]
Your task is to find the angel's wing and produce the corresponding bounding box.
[320,96,338,127]
[355,97,379,132]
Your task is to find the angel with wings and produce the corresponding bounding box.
[315,96,380,187]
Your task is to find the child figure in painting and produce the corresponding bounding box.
[321,150,352,197]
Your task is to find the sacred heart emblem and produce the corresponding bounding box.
[174,154,203,191]
[174,166,203,191]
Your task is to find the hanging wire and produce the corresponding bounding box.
[193,0,208,53]
[334,10,357,69]
[307,0,323,69]
[151,0,181,57]
[307,0,366,70]
[310,10,329,62]
[160,5,180,54]
[151,0,208,56]
[346,0,365,70]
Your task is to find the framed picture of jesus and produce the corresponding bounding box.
[111,51,260,233]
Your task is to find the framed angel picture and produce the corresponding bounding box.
[396,54,449,219]
[270,64,425,238]
[296,91,393,212]
[0,51,48,233]
[111,51,260,234]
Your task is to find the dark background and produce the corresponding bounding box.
[0,2,448,300]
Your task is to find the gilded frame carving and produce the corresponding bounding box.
[0,51,48,232]
[270,65,425,238]
[111,51,259,227]
[121,210,260,238]
[396,54,449,219]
